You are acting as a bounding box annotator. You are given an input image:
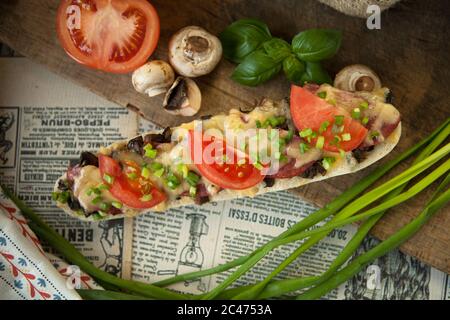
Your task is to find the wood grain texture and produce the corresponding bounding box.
[0,0,449,272]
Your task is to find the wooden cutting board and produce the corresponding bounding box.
[0,0,449,273]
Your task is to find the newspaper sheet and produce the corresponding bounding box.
[0,56,448,299]
[0,58,134,279]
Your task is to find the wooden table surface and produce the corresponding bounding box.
[0,0,449,273]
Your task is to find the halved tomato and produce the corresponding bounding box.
[56,0,160,73]
[98,155,166,209]
[290,85,368,152]
[188,131,265,190]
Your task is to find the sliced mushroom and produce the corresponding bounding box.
[168,26,222,77]
[132,60,175,97]
[334,64,381,92]
[163,77,201,116]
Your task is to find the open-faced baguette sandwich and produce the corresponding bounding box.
[53,84,401,221]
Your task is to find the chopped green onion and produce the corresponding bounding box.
[256,120,262,128]
[103,173,114,184]
[317,91,327,99]
[91,196,102,205]
[342,133,352,141]
[331,135,341,146]
[268,117,280,127]
[253,162,263,170]
[141,167,150,179]
[166,173,180,189]
[334,115,344,126]
[167,181,178,189]
[127,172,138,180]
[93,213,104,220]
[316,136,325,149]
[145,148,157,159]
[237,158,246,166]
[143,143,153,151]
[339,149,346,158]
[140,194,153,202]
[51,191,59,201]
[85,188,94,196]
[319,121,330,133]
[299,128,313,138]
[177,164,189,178]
[186,171,200,187]
[97,184,109,191]
[362,117,369,125]
[299,143,309,154]
[189,186,197,197]
[154,168,165,177]
[351,108,361,119]
[150,162,163,171]
[322,157,335,170]
[111,201,123,209]
[57,191,70,203]
[371,131,380,139]
[285,129,294,142]
[99,202,110,211]
[360,101,369,109]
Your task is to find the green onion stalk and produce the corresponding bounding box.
[155,119,450,289]
[1,187,189,300]
[202,141,450,299]
[236,122,450,300]
[297,173,450,299]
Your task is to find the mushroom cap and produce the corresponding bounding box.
[168,26,222,77]
[132,60,175,97]
[334,64,381,92]
[163,77,202,116]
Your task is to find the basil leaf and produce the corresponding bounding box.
[300,61,332,85]
[262,38,291,62]
[282,55,305,84]
[292,29,342,62]
[231,50,282,86]
[220,19,272,63]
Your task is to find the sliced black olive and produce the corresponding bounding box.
[67,194,83,211]
[200,114,212,120]
[57,179,69,191]
[264,177,275,188]
[300,161,327,179]
[79,151,98,167]
[127,136,144,155]
[352,146,375,163]
[239,105,255,114]
[144,127,172,145]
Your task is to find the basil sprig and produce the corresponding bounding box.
[220,19,341,87]
[220,19,272,63]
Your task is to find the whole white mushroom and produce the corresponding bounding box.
[168,26,222,77]
[132,60,175,97]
